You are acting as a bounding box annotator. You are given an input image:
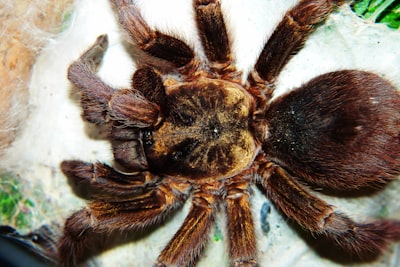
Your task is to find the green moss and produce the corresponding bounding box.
[0,172,34,229]
[377,204,390,218]
[352,0,400,29]
[59,9,74,33]
[213,224,223,242]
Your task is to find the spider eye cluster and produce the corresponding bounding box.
[143,78,258,181]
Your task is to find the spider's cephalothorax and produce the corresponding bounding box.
[144,78,257,181]
[59,0,400,266]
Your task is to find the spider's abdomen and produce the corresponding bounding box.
[143,78,258,182]
[260,70,400,190]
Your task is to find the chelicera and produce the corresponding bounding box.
[58,0,400,266]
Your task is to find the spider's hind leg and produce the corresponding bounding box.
[258,163,400,261]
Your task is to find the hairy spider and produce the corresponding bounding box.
[58,0,400,266]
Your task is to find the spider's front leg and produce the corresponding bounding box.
[193,0,230,64]
[258,162,400,260]
[253,0,344,84]
[110,0,194,69]
[58,161,191,266]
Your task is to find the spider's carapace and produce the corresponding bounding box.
[144,78,258,182]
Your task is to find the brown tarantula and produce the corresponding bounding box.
[58,0,400,266]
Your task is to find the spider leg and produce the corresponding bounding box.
[110,0,194,69]
[224,172,257,267]
[193,0,230,64]
[258,162,400,260]
[68,34,161,127]
[61,160,158,199]
[155,183,220,267]
[58,177,191,266]
[253,0,343,84]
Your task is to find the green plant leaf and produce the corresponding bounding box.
[0,172,34,229]
[351,0,400,29]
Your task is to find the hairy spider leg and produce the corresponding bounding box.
[58,162,191,266]
[224,171,258,267]
[193,0,230,64]
[61,161,159,199]
[253,0,344,85]
[257,162,400,260]
[155,183,219,267]
[110,0,194,69]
